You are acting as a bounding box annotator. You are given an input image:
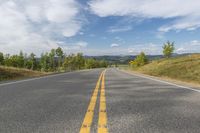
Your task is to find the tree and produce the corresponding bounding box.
[0,52,4,65]
[163,41,175,58]
[99,60,108,68]
[18,51,25,68]
[85,58,99,69]
[56,47,64,70]
[129,52,148,67]
[75,53,85,70]
[30,53,36,70]
[40,53,50,72]
[63,56,70,71]
[3,54,11,66]
[0,49,108,72]
[49,49,56,71]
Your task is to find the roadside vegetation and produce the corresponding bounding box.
[0,66,47,81]
[0,47,108,81]
[136,54,200,84]
[129,41,200,84]
[129,52,149,67]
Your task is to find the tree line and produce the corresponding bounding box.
[129,41,175,67]
[0,47,108,72]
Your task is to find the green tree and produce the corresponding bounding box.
[18,51,25,68]
[63,56,70,71]
[4,54,11,66]
[85,58,96,69]
[163,41,175,58]
[63,54,78,71]
[130,52,148,67]
[9,55,19,67]
[0,52,4,65]
[75,53,85,70]
[49,49,56,71]
[40,53,50,72]
[56,47,64,70]
[30,53,36,70]
[0,49,108,72]
[99,60,108,68]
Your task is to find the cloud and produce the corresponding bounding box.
[89,0,200,32]
[76,41,88,48]
[56,41,88,55]
[128,43,162,55]
[175,40,200,54]
[176,47,187,53]
[0,0,83,55]
[190,40,200,46]
[108,26,132,33]
[88,43,162,55]
[110,43,120,48]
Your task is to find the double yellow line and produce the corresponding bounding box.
[80,70,108,133]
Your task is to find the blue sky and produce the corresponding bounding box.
[0,0,200,56]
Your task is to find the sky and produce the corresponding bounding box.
[0,0,200,56]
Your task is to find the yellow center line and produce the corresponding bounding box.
[80,70,104,133]
[98,70,108,133]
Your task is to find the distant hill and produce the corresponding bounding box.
[85,53,192,64]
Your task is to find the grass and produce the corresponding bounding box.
[0,66,49,81]
[132,54,200,85]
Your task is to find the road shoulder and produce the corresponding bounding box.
[119,68,200,90]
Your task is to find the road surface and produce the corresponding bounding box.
[0,68,200,133]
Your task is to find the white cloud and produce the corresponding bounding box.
[76,41,200,55]
[190,40,200,46]
[108,26,132,33]
[128,43,162,55]
[176,40,200,54]
[0,0,83,55]
[56,41,88,55]
[89,0,200,32]
[128,48,135,54]
[76,41,88,48]
[176,47,187,53]
[110,43,120,48]
[86,43,162,55]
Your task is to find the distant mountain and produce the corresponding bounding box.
[85,55,163,64]
[85,53,194,64]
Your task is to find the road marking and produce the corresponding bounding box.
[80,71,104,133]
[119,69,200,93]
[98,70,108,133]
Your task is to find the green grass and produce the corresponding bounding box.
[0,66,48,81]
[135,54,200,84]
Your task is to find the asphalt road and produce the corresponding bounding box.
[0,68,200,133]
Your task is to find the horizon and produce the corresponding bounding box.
[0,0,200,56]
[0,49,195,57]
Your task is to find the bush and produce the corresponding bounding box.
[129,52,148,67]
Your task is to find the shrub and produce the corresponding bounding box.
[129,52,148,67]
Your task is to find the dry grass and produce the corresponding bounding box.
[0,66,49,81]
[135,54,200,85]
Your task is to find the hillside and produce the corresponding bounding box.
[0,66,48,81]
[86,55,164,64]
[86,54,191,65]
[136,54,200,84]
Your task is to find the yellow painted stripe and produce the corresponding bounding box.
[98,70,108,133]
[80,71,104,133]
